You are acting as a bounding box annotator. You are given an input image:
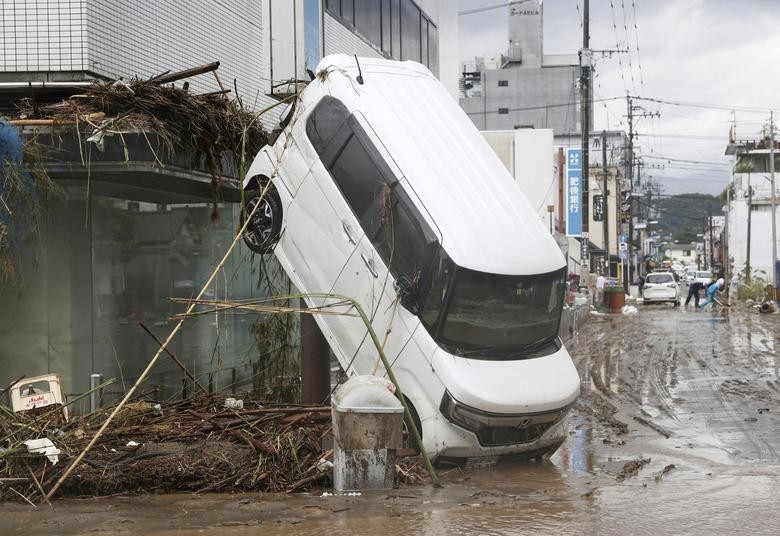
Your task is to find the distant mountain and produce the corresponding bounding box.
[652,193,724,244]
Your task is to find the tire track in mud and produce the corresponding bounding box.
[642,310,780,463]
[571,307,780,466]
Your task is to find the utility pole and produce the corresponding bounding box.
[709,203,714,273]
[602,130,610,277]
[625,97,634,290]
[580,0,591,238]
[746,171,752,281]
[624,98,659,289]
[771,111,777,299]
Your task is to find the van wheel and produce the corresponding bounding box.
[241,186,282,254]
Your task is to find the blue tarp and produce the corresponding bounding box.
[0,119,35,253]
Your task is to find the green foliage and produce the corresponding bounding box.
[655,193,723,243]
[0,138,61,289]
[737,273,768,301]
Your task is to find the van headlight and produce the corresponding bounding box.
[440,391,491,432]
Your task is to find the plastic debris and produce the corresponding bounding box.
[622,305,638,315]
[317,459,334,473]
[23,438,61,465]
[224,398,244,410]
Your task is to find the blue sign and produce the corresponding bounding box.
[565,148,582,237]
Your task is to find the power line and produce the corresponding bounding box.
[636,132,726,140]
[458,1,534,16]
[643,155,730,166]
[631,95,777,114]
[468,96,623,115]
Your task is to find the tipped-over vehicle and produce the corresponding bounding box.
[241,55,580,464]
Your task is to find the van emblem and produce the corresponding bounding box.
[516,418,532,429]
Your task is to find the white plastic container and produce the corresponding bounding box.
[9,374,69,421]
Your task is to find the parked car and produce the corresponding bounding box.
[642,271,680,305]
[693,271,713,286]
[241,55,580,463]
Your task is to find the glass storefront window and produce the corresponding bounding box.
[324,0,438,75]
[0,183,296,409]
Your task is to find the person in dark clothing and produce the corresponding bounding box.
[685,281,707,307]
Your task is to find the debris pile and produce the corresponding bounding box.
[15,66,268,184]
[0,395,425,502]
[1,64,272,288]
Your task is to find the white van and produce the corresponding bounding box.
[242,55,580,464]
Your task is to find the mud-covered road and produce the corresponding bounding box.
[4,304,780,535]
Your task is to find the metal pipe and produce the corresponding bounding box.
[89,374,103,413]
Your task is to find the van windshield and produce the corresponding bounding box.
[436,266,567,357]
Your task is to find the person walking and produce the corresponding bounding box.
[685,280,707,307]
[595,273,606,307]
[699,278,725,309]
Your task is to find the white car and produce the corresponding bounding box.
[241,55,580,464]
[643,272,680,305]
[693,271,713,286]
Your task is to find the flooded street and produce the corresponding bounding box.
[4,305,780,535]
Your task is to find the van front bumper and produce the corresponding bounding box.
[430,412,570,463]
[439,390,573,448]
[425,392,573,462]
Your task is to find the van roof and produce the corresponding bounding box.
[307,55,566,276]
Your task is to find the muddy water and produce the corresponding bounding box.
[4,306,780,535]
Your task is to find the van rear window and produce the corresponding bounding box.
[306,96,350,154]
[646,274,673,284]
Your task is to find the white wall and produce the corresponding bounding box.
[267,0,306,86]
[482,129,555,225]
[728,171,780,280]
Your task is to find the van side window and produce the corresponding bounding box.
[420,247,452,330]
[371,186,436,282]
[328,135,394,223]
[306,96,350,154]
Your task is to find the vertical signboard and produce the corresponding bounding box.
[566,148,582,236]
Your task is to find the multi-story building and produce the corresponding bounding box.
[459,0,584,133]
[725,137,779,282]
[0,0,456,403]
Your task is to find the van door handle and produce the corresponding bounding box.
[361,253,378,278]
[342,222,356,245]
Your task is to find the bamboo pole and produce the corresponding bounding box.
[139,322,208,394]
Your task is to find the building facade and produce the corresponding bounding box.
[459,0,583,133]
[726,140,780,282]
[0,0,456,405]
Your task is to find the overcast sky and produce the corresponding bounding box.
[458,0,780,196]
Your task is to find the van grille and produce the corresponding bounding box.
[476,422,556,447]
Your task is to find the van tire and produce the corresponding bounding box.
[241,185,282,254]
[402,397,423,452]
